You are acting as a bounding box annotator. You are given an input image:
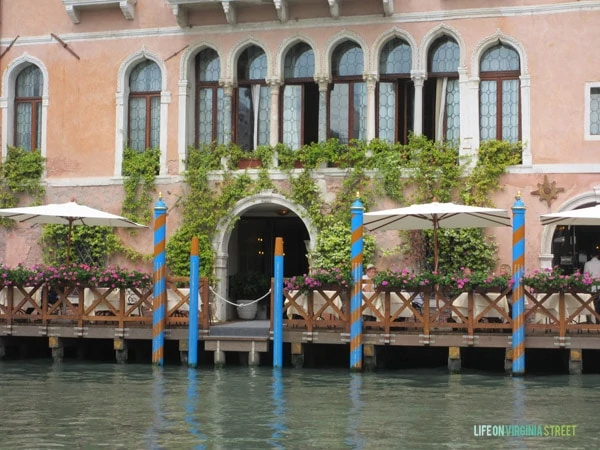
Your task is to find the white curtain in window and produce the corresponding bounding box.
[435,78,447,142]
[251,85,261,150]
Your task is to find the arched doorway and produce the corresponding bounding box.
[212,193,316,321]
[541,191,600,273]
[550,217,600,275]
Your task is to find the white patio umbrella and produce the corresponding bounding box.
[0,201,146,263]
[364,201,512,272]
[540,205,600,226]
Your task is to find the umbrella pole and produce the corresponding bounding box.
[66,221,73,265]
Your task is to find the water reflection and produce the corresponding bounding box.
[269,369,288,447]
[345,373,365,449]
[185,368,207,448]
[146,367,166,449]
[1,363,600,448]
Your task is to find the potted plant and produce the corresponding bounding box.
[230,271,271,319]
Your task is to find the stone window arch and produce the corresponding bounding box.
[281,41,317,149]
[235,45,270,151]
[423,35,460,143]
[329,40,366,143]
[377,37,413,144]
[1,55,49,159]
[195,48,224,146]
[115,50,169,176]
[479,43,521,143]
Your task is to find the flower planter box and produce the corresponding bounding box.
[237,158,261,169]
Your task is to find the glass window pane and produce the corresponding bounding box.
[353,82,367,141]
[378,82,396,142]
[445,79,460,143]
[502,79,519,142]
[333,42,364,76]
[284,43,315,79]
[380,38,412,75]
[36,102,42,150]
[236,87,253,150]
[257,85,271,146]
[329,83,349,143]
[479,80,497,141]
[283,85,302,149]
[15,102,32,150]
[591,87,600,135]
[198,88,214,145]
[129,97,147,152]
[238,46,267,81]
[216,88,224,144]
[150,96,160,149]
[429,37,459,73]
[16,66,43,97]
[481,44,520,72]
[130,61,161,92]
[198,49,220,82]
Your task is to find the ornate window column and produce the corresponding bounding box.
[411,71,425,136]
[315,75,330,142]
[364,72,378,141]
[267,78,282,148]
[219,79,234,145]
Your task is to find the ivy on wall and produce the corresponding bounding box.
[0,146,45,211]
[164,137,521,278]
[122,148,160,225]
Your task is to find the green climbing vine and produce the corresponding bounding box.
[121,148,160,225]
[165,137,521,279]
[0,146,46,227]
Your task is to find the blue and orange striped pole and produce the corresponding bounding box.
[152,194,168,366]
[512,192,526,376]
[350,196,364,371]
[188,236,200,368]
[273,237,284,368]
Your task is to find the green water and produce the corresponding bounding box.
[0,362,598,449]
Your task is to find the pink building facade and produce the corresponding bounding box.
[1,1,600,318]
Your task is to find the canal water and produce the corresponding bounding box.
[1,361,599,449]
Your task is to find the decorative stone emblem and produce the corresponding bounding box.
[531,175,565,207]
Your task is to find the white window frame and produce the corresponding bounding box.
[584,82,600,141]
[0,55,49,161]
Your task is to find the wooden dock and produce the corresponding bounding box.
[2,282,600,373]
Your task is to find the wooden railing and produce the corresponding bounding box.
[279,285,600,338]
[0,277,211,330]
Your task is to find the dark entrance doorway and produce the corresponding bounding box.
[551,204,600,274]
[230,210,309,279]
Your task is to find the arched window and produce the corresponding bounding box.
[329,41,366,143]
[378,38,413,144]
[282,42,318,149]
[423,36,460,143]
[236,45,269,151]
[15,65,43,151]
[195,48,224,146]
[128,60,161,152]
[480,44,521,142]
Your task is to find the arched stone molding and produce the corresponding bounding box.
[471,29,529,76]
[539,189,600,268]
[418,23,466,74]
[274,35,320,81]
[114,48,170,177]
[226,37,272,84]
[470,30,531,165]
[370,27,418,77]
[0,54,50,161]
[322,29,369,79]
[211,192,317,321]
[177,41,224,173]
